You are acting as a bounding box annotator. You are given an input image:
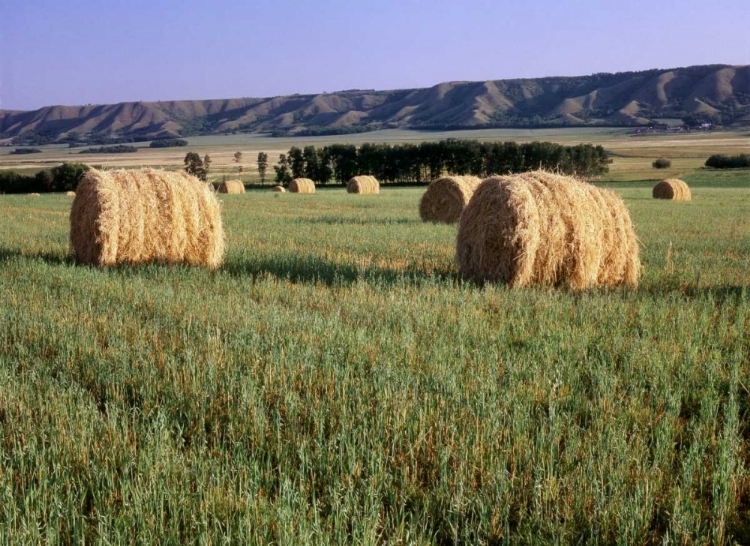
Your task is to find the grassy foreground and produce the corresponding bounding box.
[0,170,749,544]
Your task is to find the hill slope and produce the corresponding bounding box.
[2,64,748,142]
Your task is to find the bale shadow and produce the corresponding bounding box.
[223,253,457,287]
[304,216,420,226]
[0,246,73,266]
[642,282,748,302]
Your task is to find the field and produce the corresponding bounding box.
[1,129,750,543]
[3,127,749,183]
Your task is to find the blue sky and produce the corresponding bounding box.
[1,0,748,110]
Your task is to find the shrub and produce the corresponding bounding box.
[652,157,671,169]
[705,154,750,169]
[149,139,189,148]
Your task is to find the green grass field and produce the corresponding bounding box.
[1,166,749,543]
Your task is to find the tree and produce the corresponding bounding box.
[288,146,305,179]
[184,152,207,181]
[51,162,89,191]
[203,154,212,174]
[273,154,292,184]
[257,152,268,184]
[234,151,243,163]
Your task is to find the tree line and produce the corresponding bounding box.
[0,163,90,194]
[273,140,611,185]
[705,154,750,169]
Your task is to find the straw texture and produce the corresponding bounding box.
[419,176,482,223]
[456,171,640,289]
[289,178,316,194]
[218,179,245,194]
[347,175,380,195]
[70,168,225,269]
[653,179,691,201]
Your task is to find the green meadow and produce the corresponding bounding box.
[0,168,749,543]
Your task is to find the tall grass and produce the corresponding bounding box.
[0,172,748,543]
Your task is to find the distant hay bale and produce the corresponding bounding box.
[65,191,76,197]
[419,175,482,223]
[653,179,691,201]
[289,178,315,194]
[456,171,640,289]
[347,175,380,195]
[70,168,225,269]
[28,193,41,197]
[218,179,245,194]
[271,185,285,193]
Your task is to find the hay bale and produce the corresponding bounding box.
[347,175,380,195]
[456,171,640,289]
[271,185,286,193]
[419,175,482,223]
[70,168,225,269]
[218,179,245,194]
[653,179,691,201]
[65,191,76,197]
[289,178,315,194]
[28,193,41,197]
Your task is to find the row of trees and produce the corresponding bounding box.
[273,140,611,185]
[0,163,90,194]
[705,154,750,169]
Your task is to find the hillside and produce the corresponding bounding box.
[2,64,749,142]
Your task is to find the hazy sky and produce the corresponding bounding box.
[1,0,748,111]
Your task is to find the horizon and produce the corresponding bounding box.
[1,62,748,112]
[2,0,749,111]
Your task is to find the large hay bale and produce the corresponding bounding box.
[653,179,691,201]
[70,168,225,269]
[289,178,315,194]
[218,179,245,194]
[456,171,640,289]
[419,175,482,223]
[271,185,286,193]
[347,175,380,195]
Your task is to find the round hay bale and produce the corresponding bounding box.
[653,179,691,201]
[347,175,380,195]
[70,168,225,269]
[28,193,41,197]
[271,185,286,193]
[65,191,76,197]
[456,171,640,289]
[289,178,315,194]
[419,176,482,223]
[218,179,245,194]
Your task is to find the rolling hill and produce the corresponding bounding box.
[2,64,748,143]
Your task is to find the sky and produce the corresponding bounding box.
[1,0,748,111]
